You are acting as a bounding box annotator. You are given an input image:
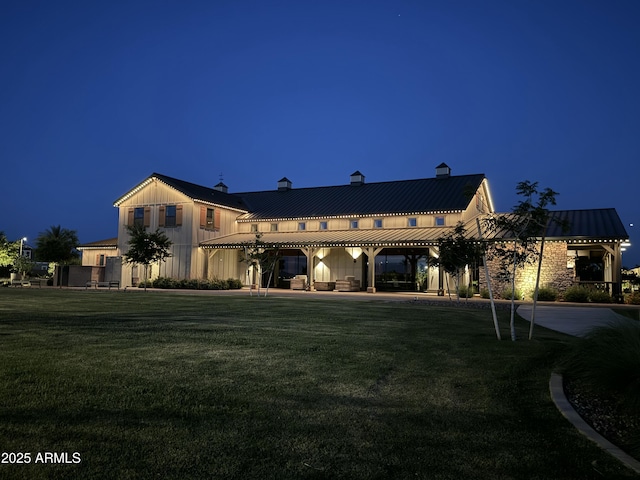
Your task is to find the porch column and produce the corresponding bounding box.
[603,244,622,298]
[302,247,317,291]
[365,247,383,293]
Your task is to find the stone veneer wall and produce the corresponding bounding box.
[479,241,574,299]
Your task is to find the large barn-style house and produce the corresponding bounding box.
[77,164,629,297]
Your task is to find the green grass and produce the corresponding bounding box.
[0,289,636,479]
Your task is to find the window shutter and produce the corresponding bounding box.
[176,205,183,226]
[200,206,206,228]
[214,208,221,230]
[127,208,134,226]
[96,254,100,266]
[144,207,151,227]
[158,206,165,227]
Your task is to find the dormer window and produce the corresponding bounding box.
[435,216,445,226]
[350,220,359,229]
[298,222,306,231]
[408,218,417,227]
[374,219,383,228]
[319,221,328,230]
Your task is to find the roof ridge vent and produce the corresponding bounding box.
[277,177,292,191]
[350,170,365,186]
[436,163,451,178]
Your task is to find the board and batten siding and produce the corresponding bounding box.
[116,178,241,286]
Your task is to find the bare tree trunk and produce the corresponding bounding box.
[476,218,501,340]
[529,229,547,340]
[510,243,518,341]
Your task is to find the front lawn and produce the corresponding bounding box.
[0,289,635,479]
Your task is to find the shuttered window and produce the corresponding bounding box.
[200,206,220,231]
[159,205,182,228]
[127,207,150,227]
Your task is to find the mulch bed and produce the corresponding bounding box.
[564,377,640,460]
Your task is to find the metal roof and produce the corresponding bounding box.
[235,174,486,221]
[77,237,119,249]
[201,227,455,249]
[478,209,629,242]
[114,173,250,212]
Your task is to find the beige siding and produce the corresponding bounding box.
[117,178,244,286]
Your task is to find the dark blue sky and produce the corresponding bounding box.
[2,1,639,266]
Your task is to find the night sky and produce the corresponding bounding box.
[2,1,639,266]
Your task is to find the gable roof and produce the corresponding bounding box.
[114,172,487,221]
[235,174,487,221]
[77,237,119,249]
[479,208,629,242]
[547,208,629,240]
[113,173,249,212]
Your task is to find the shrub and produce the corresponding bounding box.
[479,288,490,299]
[562,285,590,303]
[501,287,522,300]
[533,286,558,302]
[457,285,475,298]
[227,278,243,289]
[588,289,612,304]
[626,292,640,305]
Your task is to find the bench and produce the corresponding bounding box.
[85,280,120,290]
[10,279,31,287]
[335,276,361,292]
[314,281,335,291]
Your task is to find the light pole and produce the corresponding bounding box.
[19,237,27,257]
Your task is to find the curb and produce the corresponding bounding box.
[549,373,640,475]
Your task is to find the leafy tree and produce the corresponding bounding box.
[13,255,35,278]
[0,232,19,268]
[239,233,281,297]
[35,225,80,264]
[435,222,482,301]
[484,181,563,341]
[123,225,172,291]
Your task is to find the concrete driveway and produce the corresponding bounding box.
[517,304,630,337]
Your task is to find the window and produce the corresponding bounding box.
[200,206,220,231]
[251,224,258,232]
[435,216,445,226]
[134,207,145,227]
[298,222,306,231]
[408,217,417,227]
[159,205,182,227]
[127,207,150,227]
[350,220,359,229]
[374,219,383,228]
[319,221,328,230]
[270,223,278,232]
[165,206,176,227]
[96,254,105,266]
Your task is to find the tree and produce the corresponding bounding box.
[122,225,172,291]
[435,222,501,339]
[484,181,562,341]
[35,225,80,264]
[13,255,35,279]
[0,232,19,268]
[239,233,281,297]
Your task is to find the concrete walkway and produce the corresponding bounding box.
[516,304,630,337]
